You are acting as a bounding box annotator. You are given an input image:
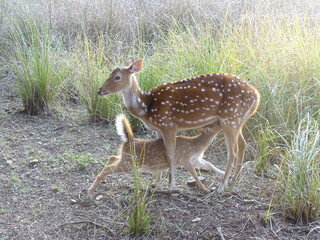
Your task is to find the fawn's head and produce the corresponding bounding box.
[97,58,143,96]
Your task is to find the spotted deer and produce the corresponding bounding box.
[88,114,224,194]
[97,58,260,192]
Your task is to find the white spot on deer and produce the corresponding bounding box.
[138,97,141,102]
[215,101,219,104]
[161,101,166,105]
[201,88,205,92]
[212,87,216,91]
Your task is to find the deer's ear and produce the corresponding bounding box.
[123,58,135,67]
[129,60,143,73]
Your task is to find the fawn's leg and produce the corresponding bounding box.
[88,156,131,195]
[193,158,225,176]
[183,161,209,193]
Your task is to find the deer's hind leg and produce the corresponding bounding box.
[218,124,240,193]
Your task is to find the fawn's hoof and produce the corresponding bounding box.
[217,185,226,193]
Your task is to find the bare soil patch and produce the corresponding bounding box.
[0,80,319,240]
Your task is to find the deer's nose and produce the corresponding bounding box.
[97,88,102,95]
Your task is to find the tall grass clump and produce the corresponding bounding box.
[276,114,320,224]
[75,38,121,122]
[10,20,69,115]
[126,144,151,236]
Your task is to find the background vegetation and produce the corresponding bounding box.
[0,0,319,225]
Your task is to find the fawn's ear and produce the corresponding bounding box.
[123,58,135,67]
[129,60,143,73]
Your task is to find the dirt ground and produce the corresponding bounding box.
[1,76,319,240]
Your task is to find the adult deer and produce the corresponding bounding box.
[97,58,260,192]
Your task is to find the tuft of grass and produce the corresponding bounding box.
[10,19,70,115]
[126,141,152,236]
[277,114,320,224]
[253,121,281,174]
[74,37,121,122]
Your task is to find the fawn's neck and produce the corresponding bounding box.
[122,75,147,117]
[193,132,217,151]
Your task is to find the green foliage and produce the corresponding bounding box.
[126,142,152,236]
[74,38,121,122]
[10,19,70,115]
[277,114,320,223]
[254,122,281,174]
[63,152,96,171]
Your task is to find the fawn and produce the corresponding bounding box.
[97,58,260,192]
[88,114,224,194]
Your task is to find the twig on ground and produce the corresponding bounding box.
[238,218,253,234]
[216,226,226,240]
[59,220,114,235]
[307,226,320,237]
[152,189,180,195]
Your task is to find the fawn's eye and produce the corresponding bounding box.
[114,75,121,81]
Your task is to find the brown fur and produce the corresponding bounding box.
[97,58,260,192]
[88,115,224,194]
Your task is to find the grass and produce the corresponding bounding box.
[74,37,121,122]
[277,114,320,224]
[1,0,320,226]
[126,142,152,235]
[9,18,70,115]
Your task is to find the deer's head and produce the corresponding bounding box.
[97,58,143,96]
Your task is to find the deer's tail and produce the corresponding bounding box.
[115,114,134,142]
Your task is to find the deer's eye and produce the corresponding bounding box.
[114,75,121,81]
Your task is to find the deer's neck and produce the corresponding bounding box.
[122,76,147,117]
